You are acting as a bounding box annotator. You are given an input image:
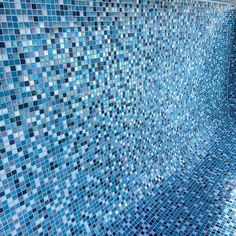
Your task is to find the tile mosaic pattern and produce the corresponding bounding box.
[228,11,236,117]
[0,0,236,235]
[104,113,236,236]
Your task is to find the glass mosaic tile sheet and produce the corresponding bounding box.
[0,0,236,235]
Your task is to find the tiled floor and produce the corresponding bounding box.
[96,115,236,236]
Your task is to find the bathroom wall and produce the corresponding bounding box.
[0,0,235,235]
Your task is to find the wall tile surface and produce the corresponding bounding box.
[0,0,235,235]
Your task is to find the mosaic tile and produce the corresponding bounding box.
[228,11,236,118]
[102,115,236,236]
[0,0,236,235]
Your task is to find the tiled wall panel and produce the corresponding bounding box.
[228,12,236,117]
[0,0,235,235]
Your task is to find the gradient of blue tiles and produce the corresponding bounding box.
[0,0,236,235]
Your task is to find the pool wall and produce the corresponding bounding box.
[228,11,236,117]
[0,0,235,235]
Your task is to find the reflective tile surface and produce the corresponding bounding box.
[0,0,236,235]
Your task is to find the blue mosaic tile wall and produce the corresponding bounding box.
[228,11,236,117]
[0,0,236,235]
